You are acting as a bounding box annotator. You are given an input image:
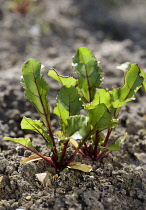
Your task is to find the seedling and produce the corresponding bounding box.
[3,48,143,173]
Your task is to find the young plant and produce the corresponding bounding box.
[3,48,143,173]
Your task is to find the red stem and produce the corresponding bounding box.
[63,130,95,168]
[84,143,92,158]
[59,140,69,165]
[39,154,57,169]
[102,128,112,147]
[93,131,100,159]
[96,150,109,161]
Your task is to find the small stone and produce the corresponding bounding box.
[25,195,31,200]
[36,172,52,187]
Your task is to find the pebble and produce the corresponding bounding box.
[25,195,31,200]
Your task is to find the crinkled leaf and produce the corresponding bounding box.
[21,59,50,127]
[87,104,118,133]
[68,162,92,172]
[54,86,82,129]
[72,47,103,102]
[110,64,143,107]
[48,69,77,86]
[3,137,38,153]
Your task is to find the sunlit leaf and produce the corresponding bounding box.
[110,64,143,106]
[66,115,89,138]
[3,137,56,167]
[21,154,43,164]
[72,47,103,102]
[21,59,50,128]
[87,104,118,133]
[48,69,77,86]
[84,88,111,110]
[69,138,79,148]
[3,137,38,153]
[140,69,146,92]
[21,117,51,142]
[68,162,92,172]
[54,85,82,130]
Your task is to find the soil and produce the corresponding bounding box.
[0,0,146,209]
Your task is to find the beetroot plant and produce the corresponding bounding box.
[3,47,143,173]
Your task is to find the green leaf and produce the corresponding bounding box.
[84,88,111,110]
[106,133,127,151]
[3,137,38,153]
[85,64,143,118]
[66,115,89,139]
[87,104,118,133]
[21,59,50,128]
[140,69,146,92]
[68,162,92,172]
[117,62,145,97]
[110,64,143,107]
[21,117,51,142]
[3,137,56,168]
[69,138,79,148]
[48,69,77,86]
[54,86,82,129]
[72,47,103,102]
[21,117,43,132]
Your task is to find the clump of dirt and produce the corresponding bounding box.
[0,0,146,209]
